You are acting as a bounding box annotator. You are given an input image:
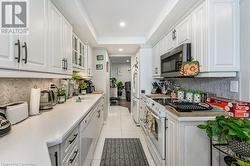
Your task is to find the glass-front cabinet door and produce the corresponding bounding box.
[72,34,78,66]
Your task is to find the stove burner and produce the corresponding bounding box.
[153,98,213,112]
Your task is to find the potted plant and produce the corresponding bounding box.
[110,77,118,98]
[79,80,87,95]
[197,116,250,157]
[57,87,66,104]
[117,81,124,97]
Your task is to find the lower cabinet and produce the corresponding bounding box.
[48,98,104,166]
[166,113,225,166]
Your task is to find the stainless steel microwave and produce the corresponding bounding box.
[161,43,192,78]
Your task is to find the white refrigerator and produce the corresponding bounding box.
[131,48,153,125]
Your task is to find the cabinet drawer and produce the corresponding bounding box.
[62,145,80,166]
[61,126,79,159]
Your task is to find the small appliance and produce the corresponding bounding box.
[0,110,11,137]
[85,80,95,93]
[0,101,29,125]
[40,90,56,110]
[161,43,192,78]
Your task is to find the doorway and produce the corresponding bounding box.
[109,56,132,111]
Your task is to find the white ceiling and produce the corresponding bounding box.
[52,0,201,55]
[110,56,131,64]
[81,0,168,38]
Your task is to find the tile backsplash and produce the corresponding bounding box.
[0,78,60,105]
[167,77,239,100]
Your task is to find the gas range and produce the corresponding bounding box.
[152,98,213,112]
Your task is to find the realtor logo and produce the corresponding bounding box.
[0,0,29,34]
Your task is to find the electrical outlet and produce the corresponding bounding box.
[230,81,239,93]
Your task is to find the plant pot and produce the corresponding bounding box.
[194,93,202,103]
[177,90,185,101]
[80,89,87,95]
[57,95,66,104]
[228,140,250,157]
[186,92,194,103]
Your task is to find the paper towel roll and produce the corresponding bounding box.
[29,88,41,116]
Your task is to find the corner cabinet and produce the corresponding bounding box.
[0,0,73,77]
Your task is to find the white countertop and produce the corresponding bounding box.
[0,94,103,166]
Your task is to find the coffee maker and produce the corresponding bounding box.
[86,80,95,93]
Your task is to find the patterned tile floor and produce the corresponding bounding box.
[91,106,156,166]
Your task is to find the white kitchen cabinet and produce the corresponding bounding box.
[19,0,48,72]
[166,31,175,52]
[165,112,224,166]
[191,2,208,72]
[176,16,192,46]
[166,116,178,166]
[62,18,73,75]
[207,0,240,72]
[152,43,161,78]
[0,35,19,70]
[48,1,72,75]
[48,1,63,74]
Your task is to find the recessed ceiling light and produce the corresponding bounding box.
[119,21,126,27]
[118,48,123,52]
[126,60,130,63]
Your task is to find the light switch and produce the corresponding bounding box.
[230,81,239,93]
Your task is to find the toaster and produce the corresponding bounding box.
[0,101,29,125]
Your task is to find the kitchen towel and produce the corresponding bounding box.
[29,88,41,116]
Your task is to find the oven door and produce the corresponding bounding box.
[145,106,166,159]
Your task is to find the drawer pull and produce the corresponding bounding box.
[54,152,58,166]
[69,150,78,163]
[69,134,78,144]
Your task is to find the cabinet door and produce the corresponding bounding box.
[176,16,192,46]
[166,32,174,52]
[208,0,240,71]
[62,17,72,75]
[166,117,178,166]
[49,145,60,166]
[48,1,63,74]
[0,35,19,70]
[191,2,208,72]
[152,43,161,77]
[87,45,93,77]
[19,0,48,72]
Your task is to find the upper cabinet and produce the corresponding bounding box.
[152,0,240,78]
[72,33,93,78]
[0,0,73,77]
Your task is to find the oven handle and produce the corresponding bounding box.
[145,106,160,120]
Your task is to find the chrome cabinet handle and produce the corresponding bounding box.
[69,150,78,163]
[22,42,28,64]
[68,134,78,144]
[65,59,68,70]
[15,39,21,63]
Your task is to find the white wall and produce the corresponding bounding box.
[240,0,250,101]
[110,62,131,99]
[92,48,110,121]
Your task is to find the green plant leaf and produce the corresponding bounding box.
[197,124,207,129]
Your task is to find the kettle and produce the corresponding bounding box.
[40,90,57,110]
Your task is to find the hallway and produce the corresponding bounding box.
[91,106,156,166]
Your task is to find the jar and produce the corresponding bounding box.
[186,91,194,103]
[177,90,185,101]
[58,95,66,104]
[194,92,202,103]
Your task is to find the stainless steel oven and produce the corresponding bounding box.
[161,43,192,78]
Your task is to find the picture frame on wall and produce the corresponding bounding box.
[96,64,103,70]
[97,55,104,61]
